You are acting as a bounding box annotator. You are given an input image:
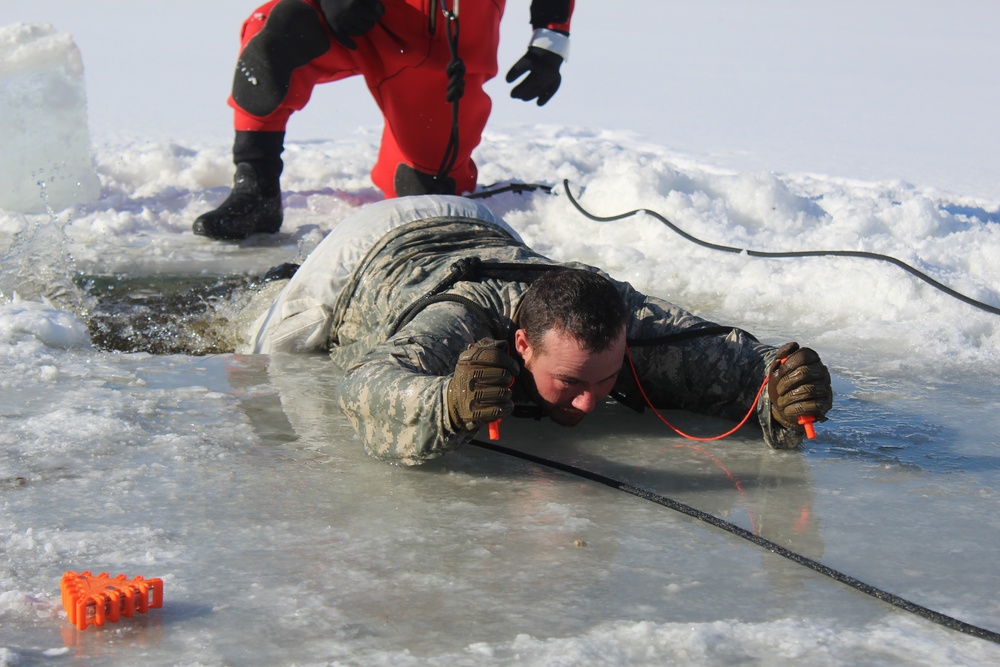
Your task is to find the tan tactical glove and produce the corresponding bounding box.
[446,339,519,431]
[768,342,833,429]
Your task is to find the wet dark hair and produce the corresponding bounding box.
[518,268,627,353]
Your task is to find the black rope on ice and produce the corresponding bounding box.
[562,179,1000,317]
[469,439,1000,645]
[469,182,553,199]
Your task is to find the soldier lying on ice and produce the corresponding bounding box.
[243,195,833,465]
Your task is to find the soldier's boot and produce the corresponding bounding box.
[193,131,284,241]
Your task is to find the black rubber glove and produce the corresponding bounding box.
[319,0,385,50]
[768,342,833,429]
[505,46,563,106]
[447,339,519,431]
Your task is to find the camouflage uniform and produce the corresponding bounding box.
[249,196,798,465]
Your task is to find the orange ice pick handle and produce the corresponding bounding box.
[798,415,817,439]
[61,571,163,630]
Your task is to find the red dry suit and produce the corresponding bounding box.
[229,0,574,196]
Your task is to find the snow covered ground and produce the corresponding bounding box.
[2,2,1000,665]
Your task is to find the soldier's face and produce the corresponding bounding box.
[514,327,626,427]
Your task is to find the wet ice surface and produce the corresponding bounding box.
[3,347,1000,665]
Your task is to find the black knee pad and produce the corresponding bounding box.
[232,0,331,118]
[394,164,457,197]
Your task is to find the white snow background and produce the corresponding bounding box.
[2,1,1000,665]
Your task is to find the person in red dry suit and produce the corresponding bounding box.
[193,0,575,240]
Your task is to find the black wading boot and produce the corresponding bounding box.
[193,131,284,241]
[192,163,282,240]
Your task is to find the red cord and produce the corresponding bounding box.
[624,345,764,533]
[625,345,769,442]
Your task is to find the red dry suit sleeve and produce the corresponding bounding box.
[530,0,575,33]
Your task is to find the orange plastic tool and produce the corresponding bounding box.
[61,571,163,630]
[798,415,817,439]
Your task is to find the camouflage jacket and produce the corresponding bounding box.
[328,215,799,465]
